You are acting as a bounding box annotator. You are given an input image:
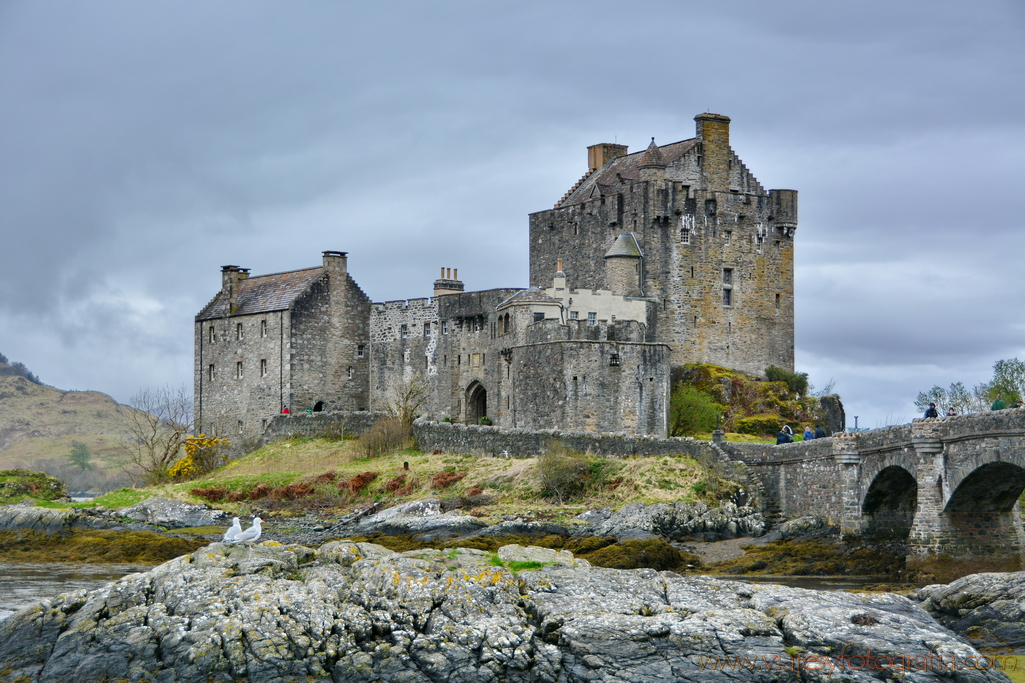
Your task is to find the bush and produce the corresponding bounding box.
[339,471,378,495]
[765,366,809,396]
[355,418,411,459]
[431,471,467,490]
[734,413,781,436]
[535,446,592,503]
[669,385,724,436]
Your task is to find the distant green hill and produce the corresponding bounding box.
[0,372,141,491]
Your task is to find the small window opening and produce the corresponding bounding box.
[775,293,781,310]
[260,319,267,337]
[236,361,243,379]
[260,359,267,377]
[208,364,215,381]
[723,268,733,284]
[424,322,431,336]
[357,344,365,358]
[237,420,244,434]
[347,366,353,379]
[208,326,215,343]
[236,323,243,341]
[609,354,621,367]
[587,312,597,326]
[442,321,449,334]
[570,311,578,319]
[727,322,732,334]
[400,324,408,338]
[533,312,544,323]
[690,266,695,278]
[724,230,732,245]
[681,227,690,244]
[723,289,732,306]
[313,401,324,412]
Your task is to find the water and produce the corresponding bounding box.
[0,562,147,622]
[716,574,908,591]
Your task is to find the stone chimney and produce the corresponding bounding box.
[322,250,348,279]
[221,265,246,312]
[695,113,731,191]
[433,267,465,297]
[587,143,629,172]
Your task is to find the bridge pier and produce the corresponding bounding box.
[833,434,866,535]
[906,421,1025,581]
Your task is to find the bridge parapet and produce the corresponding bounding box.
[832,432,860,464]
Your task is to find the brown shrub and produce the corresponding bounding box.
[315,470,337,484]
[249,483,272,500]
[338,471,378,495]
[396,478,420,495]
[191,488,227,503]
[269,483,314,501]
[354,418,410,459]
[466,487,482,497]
[225,491,248,503]
[430,471,467,490]
[384,475,407,492]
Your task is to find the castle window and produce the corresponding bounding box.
[236,323,243,341]
[587,312,597,326]
[348,366,353,379]
[237,420,244,434]
[681,228,690,244]
[236,361,243,379]
[208,364,215,381]
[458,354,461,366]
[570,311,578,319]
[357,344,365,358]
[208,326,215,343]
[723,268,733,285]
[609,354,621,367]
[723,289,732,306]
[690,266,695,278]
[262,418,268,431]
[400,324,408,338]
[260,359,267,377]
[442,321,449,334]
[533,312,544,323]
[424,322,431,336]
[724,230,732,245]
[444,355,447,367]
[775,293,781,310]
[260,319,267,337]
[727,322,732,334]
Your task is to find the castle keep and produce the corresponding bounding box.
[195,114,797,441]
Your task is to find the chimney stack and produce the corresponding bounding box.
[221,265,244,312]
[322,251,348,278]
[695,113,731,191]
[433,266,465,297]
[587,143,629,172]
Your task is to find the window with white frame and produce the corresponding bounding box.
[587,312,597,326]
[236,361,243,379]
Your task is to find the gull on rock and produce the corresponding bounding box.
[222,517,242,543]
[231,517,262,544]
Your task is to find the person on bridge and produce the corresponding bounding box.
[924,403,939,418]
[803,426,814,440]
[991,395,1007,411]
[815,424,827,438]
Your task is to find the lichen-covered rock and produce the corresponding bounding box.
[915,570,1025,650]
[355,497,488,540]
[0,541,1007,682]
[581,501,765,541]
[779,515,826,539]
[117,496,226,528]
[0,502,116,533]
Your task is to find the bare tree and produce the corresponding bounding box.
[119,385,193,485]
[387,373,429,428]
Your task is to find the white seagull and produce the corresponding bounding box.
[222,517,242,543]
[231,517,262,544]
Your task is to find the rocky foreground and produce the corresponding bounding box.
[0,541,1012,682]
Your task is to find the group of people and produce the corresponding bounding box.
[776,423,826,444]
[923,394,1024,419]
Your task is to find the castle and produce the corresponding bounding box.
[195,113,797,441]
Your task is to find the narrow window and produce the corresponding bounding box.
[775,293,781,310]
[400,324,408,338]
[260,359,267,377]
[424,322,431,336]
[482,353,486,365]
[260,319,267,337]
[727,322,732,334]
[681,228,690,244]
[723,268,733,285]
[690,266,695,278]
[569,311,579,319]
[723,289,732,306]
[458,354,461,366]
[261,418,268,431]
[443,354,447,367]
[442,321,449,334]
[533,312,544,323]
[236,323,243,341]
[724,230,732,245]
[357,344,365,358]
[347,366,353,378]
[587,312,597,326]
[208,326,215,343]
[237,420,244,434]
[208,364,215,381]
[236,361,243,379]
[693,315,698,325]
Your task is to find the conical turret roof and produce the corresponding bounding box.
[604,233,642,259]
[638,138,665,168]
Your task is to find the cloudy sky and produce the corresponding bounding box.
[1,0,1023,427]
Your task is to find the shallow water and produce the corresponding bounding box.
[0,562,147,622]
[716,574,916,591]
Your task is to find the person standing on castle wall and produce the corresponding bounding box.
[991,395,1006,411]
[924,403,939,418]
[782,425,794,440]
[814,424,826,438]
[947,407,957,417]
[803,426,814,440]
[776,428,790,445]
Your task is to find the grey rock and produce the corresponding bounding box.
[582,501,765,541]
[465,519,569,540]
[0,502,118,533]
[915,570,1025,650]
[356,497,488,540]
[780,515,826,539]
[0,541,1005,682]
[117,496,227,529]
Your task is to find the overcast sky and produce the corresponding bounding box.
[1,0,1023,428]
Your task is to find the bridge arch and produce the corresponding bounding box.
[861,465,917,539]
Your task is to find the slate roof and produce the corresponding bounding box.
[196,267,324,320]
[497,289,563,310]
[604,233,643,259]
[559,138,698,207]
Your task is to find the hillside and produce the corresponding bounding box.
[0,374,140,489]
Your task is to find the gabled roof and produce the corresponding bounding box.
[559,138,698,207]
[497,289,563,310]
[196,267,324,321]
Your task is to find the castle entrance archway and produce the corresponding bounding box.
[466,382,487,424]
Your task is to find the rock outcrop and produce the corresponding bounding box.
[915,570,1025,651]
[118,496,227,529]
[579,501,765,541]
[0,541,1006,682]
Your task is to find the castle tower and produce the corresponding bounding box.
[604,234,643,297]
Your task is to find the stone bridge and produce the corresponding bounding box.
[720,409,1025,578]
